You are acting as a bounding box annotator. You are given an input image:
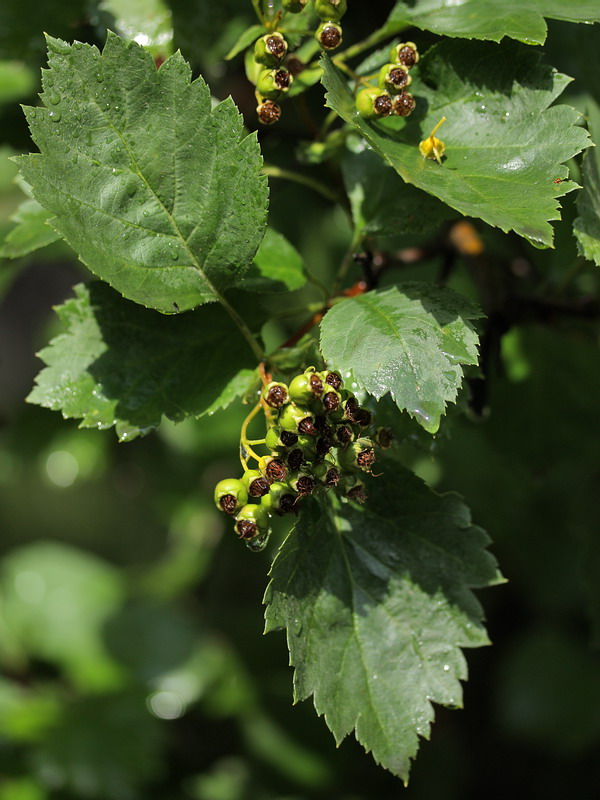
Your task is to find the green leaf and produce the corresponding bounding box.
[225,23,265,60]
[383,0,600,45]
[240,227,306,293]
[342,148,455,239]
[18,33,268,313]
[0,198,60,259]
[574,103,600,266]
[265,459,502,780]
[322,41,591,247]
[98,0,174,59]
[319,283,481,434]
[27,282,259,441]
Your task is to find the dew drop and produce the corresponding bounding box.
[96,72,103,83]
[74,41,83,49]
[443,664,450,672]
[48,93,60,105]
[143,209,149,217]
[170,245,179,261]
[126,181,137,197]
[48,109,61,123]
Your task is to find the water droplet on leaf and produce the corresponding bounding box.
[48,110,61,123]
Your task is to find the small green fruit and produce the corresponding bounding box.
[242,469,271,498]
[289,372,324,405]
[315,21,343,51]
[378,63,411,94]
[214,478,248,515]
[235,504,271,540]
[314,0,347,22]
[262,381,289,409]
[279,403,317,435]
[261,481,298,515]
[355,87,393,119]
[256,68,293,100]
[254,32,288,68]
[390,41,419,69]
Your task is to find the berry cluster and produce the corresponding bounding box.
[214,367,392,551]
[254,0,348,126]
[355,41,419,120]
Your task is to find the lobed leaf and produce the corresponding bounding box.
[18,33,268,313]
[323,41,592,247]
[265,458,503,780]
[240,227,306,294]
[342,148,455,239]
[382,0,600,45]
[319,283,482,434]
[574,103,600,267]
[27,282,259,441]
[0,198,60,259]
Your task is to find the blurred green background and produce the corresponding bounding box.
[1,1,600,798]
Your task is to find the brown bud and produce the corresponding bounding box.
[298,417,317,435]
[374,94,393,117]
[219,495,238,515]
[280,430,299,447]
[237,520,258,539]
[257,100,281,125]
[393,92,416,118]
[325,371,342,390]
[248,477,270,497]
[266,459,287,483]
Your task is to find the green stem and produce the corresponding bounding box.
[251,0,265,24]
[333,228,365,294]
[261,165,341,204]
[220,294,265,362]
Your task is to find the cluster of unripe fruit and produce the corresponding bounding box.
[354,41,420,120]
[254,0,348,126]
[213,367,392,551]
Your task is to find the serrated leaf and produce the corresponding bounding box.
[225,24,265,60]
[99,0,174,60]
[0,198,60,258]
[265,459,502,780]
[342,148,455,239]
[383,0,600,45]
[18,33,268,313]
[27,282,258,440]
[240,227,306,293]
[574,103,600,266]
[319,283,481,434]
[323,41,591,247]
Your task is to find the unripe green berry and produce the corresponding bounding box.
[355,87,393,119]
[282,0,308,11]
[314,0,347,22]
[288,469,317,496]
[392,91,416,118]
[289,372,324,405]
[258,455,288,484]
[242,469,271,498]
[338,437,377,473]
[333,422,355,447]
[390,41,419,69]
[261,481,298,515]
[320,369,343,391]
[320,387,343,415]
[279,403,317,436]
[214,478,248,516]
[256,68,293,100]
[378,63,411,94]
[265,426,298,451]
[375,426,394,448]
[257,100,282,125]
[254,32,288,68]
[316,21,343,51]
[313,460,341,488]
[235,503,271,540]
[262,381,289,409]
